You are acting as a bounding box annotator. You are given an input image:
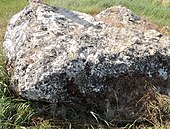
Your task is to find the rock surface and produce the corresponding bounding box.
[3,4,170,120]
[95,6,159,30]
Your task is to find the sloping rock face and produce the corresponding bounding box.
[3,4,170,120]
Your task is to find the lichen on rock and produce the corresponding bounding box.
[3,4,170,120]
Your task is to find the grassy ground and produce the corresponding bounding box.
[0,0,170,128]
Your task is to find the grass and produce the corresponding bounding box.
[0,0,170,128]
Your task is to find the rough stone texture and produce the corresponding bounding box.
[95,6,159,30]
[3,4,170,120]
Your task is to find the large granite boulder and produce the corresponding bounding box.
[3,4,170,120]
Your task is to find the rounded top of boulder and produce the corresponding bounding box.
[95,5,159,31]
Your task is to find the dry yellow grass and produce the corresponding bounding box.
[156,0,170,6]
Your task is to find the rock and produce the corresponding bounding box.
[3,4,170,120]
[95,6,159,30]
